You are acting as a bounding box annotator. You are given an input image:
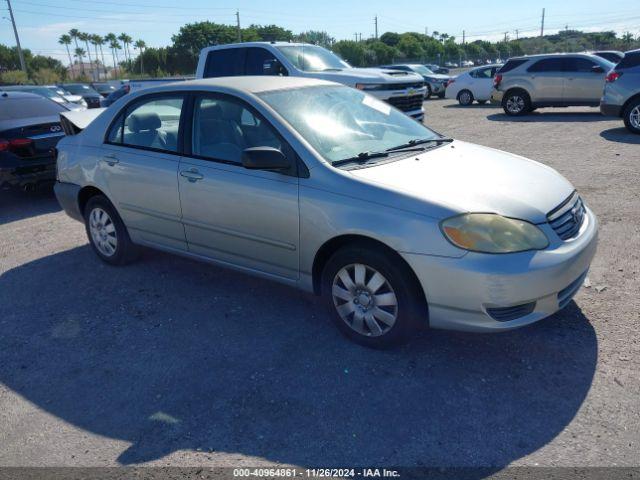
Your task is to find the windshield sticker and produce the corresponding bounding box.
[362,95,391,115]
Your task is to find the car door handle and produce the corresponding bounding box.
[180,169,204,182]
[102,153,119,166]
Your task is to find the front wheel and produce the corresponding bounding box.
[623,99,640,134]
[321,245,425,348]
[502,89,532,116]
[84,195,139,265]
[457,90,474,106]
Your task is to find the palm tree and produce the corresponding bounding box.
[105,34,122,77]
[69,29,85,75]
[93,35,108,79]
[58,34,74,79]
[78,32,94,80]
[89,35,101,80]
[74,47,86,73]
[118,33,133,68]
[134,39,146,74]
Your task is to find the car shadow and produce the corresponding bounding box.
[443,104,498,109]
[0,246,598,472]
[487,111,611,122]
[599,127,640,144]
[0,187,60,225]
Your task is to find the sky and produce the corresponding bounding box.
[2,0,640,64]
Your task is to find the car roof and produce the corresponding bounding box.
[507,52,603,61]
[0,90,43,99]
[139,76,336,95]
[202,41,321,52]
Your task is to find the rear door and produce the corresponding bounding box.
[563,56,607,103]
[472,66,495,100]
[526,58,566,102]
[100,94,187,251]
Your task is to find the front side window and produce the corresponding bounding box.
[276,45,349,72]
[258,85,440,166]
[192,96,282,164]
[245,47,287,75]
[108,96,183,152]
[564,57,598,72]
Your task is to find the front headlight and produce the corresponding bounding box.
[440,213,549,254]
[80,99,88,107]
[355,83,386,91]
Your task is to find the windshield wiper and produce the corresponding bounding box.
[332,151,390,167]
[385,137,454,152]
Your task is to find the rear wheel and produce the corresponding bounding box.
[321,244,425,348]
[623,98,640,134]
[84,195,139,265]
[457,90,474,106]
[502,89,532,116]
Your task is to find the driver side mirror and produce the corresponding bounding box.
[242,147,291,172]
[591,65,605,73]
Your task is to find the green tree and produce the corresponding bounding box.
[295,31,334,48]
[134,39,147,74]
[32,68,61,84]
[58,34,73,77]
[332,40,366,66]
[0,69,29,84]
[380,32,401,47]
[397,33,423,60]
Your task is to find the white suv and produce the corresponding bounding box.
[196,42,427,120]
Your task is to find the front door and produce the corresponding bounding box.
[178,94,300,281]
[563,56,607,103]
[100,94,187,251]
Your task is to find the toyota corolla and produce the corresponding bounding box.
[54,77,598,348]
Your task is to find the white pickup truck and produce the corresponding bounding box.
[196,42,427,120]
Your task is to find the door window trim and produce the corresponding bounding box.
[103,91,188,157]
[183,91,308,178]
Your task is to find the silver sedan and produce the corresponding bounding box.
[54,77,598,348]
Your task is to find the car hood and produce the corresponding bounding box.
[424,73,450,80]
[349,140,574,223]
[310,67,423,85]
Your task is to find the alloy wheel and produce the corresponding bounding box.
[630,105,640,129]
[506,95,525,113]
[331,263,398,337]
[460,91,472,105]
[89,207,117,257]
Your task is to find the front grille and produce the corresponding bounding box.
[386,94,424,112]
[384,82,425,90]
[487,302,536,322]
[557,271,588,309]
[547,191,586,241]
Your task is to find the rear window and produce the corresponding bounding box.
[0,97,66,120]
[497,59,527,73]
[527,58,565,72]
[617,51,640,70]
[204,48,245,77]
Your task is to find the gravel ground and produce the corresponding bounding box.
[0,99,638,472]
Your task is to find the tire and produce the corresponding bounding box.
[425,84,432,99]
[623,98,640,134]
[502,89,532,116]
[84,194,139,265]
[437,92,445,99]
[457,89,474,106]
[321,244,425,348]
[477,100,487,105]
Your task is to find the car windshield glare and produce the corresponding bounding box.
[276,45,350,72]
[258,85,440,165]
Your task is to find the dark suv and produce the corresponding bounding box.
[600,49,640,134]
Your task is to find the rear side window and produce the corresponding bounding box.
[0,97,66,120]
[204,48,245,77]
[497,59,527,73]
[617,52,640,70]
[527,58,565,72]
[107,96,184,153]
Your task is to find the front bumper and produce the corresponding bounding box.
[402,207,598,332]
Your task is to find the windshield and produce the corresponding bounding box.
[258,85,440,165]
[276,45,350,72]
[410,65,435,76]
[64,84,97,95]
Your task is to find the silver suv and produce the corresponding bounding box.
[600,49,640,134]
[491,53,615,116]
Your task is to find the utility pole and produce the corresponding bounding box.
[374,15,378,40]
[540,7,545,38]
[236,10,241,42]
[425,27,428,36]
[504,31,509,43]
[354,33,358,42]
[515,29,519,40]
[565,24,569,52]
[5,0,26,73]
[462,30,465,44]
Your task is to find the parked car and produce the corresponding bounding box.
[491,53,615,115]
[461,60,475,67]
[380,64,450,98]
[0,91,66,191]
[445,64,503,105]
[1,85,85,111]
[196,42,427,120]
[91,82,118,98]
[45,85,87,107]
[444,62,459,68]
[424,63,450,74]
[54,77,597,347]
[59,83,103,108]
[592,50,625,64]
[600,49,640,134]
